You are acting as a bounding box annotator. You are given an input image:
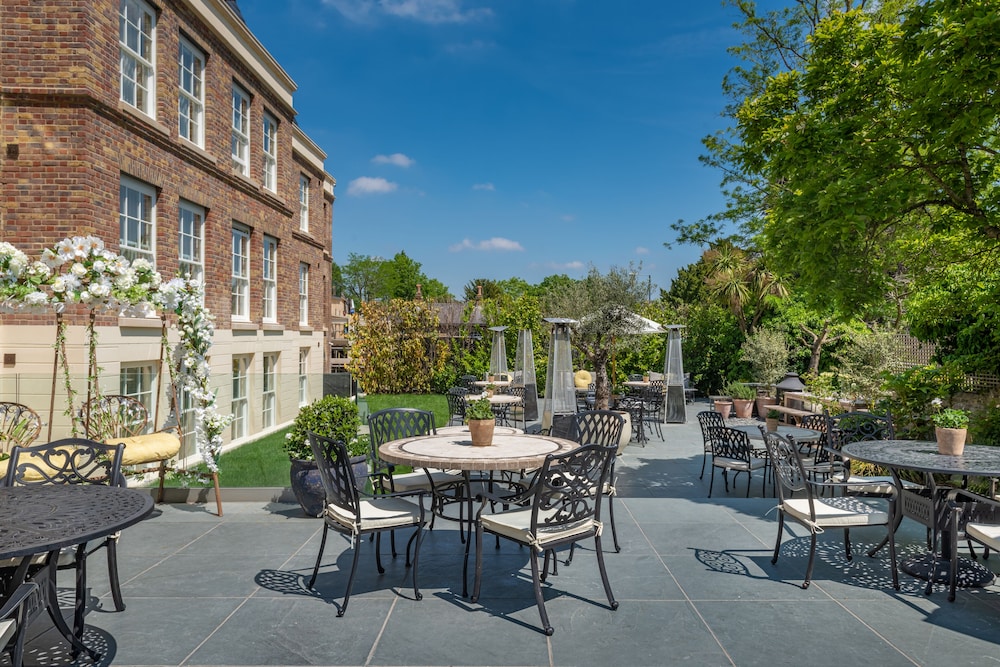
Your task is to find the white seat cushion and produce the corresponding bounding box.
[783,496,888,528]
[325,496,424,532]
[829,473,921,496]
[0,618,15,649]
[966,523,1000,551]
[481,507,595,551]
[713,456,767,472]
[390,470,464,492]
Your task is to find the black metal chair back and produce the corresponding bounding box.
[458,374,479,390]
[367,408,436,480]
[307,432,360,519]
[574,410,625,447]
[827,411,894,452]
[4,438,125,487]
[0,402,42,455]
[532,444,616,534]
[707,426,753,462]
[697,411,725,446]
[761,429,808,502]
[445,390,468,425]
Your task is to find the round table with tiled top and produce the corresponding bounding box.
[380,433,579,596]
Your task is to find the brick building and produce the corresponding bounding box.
[0,0,336,459]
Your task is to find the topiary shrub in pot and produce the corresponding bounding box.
[724,381,756,419]
[284,395,363,517]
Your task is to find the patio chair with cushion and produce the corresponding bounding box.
[572,410,626,553]
[706,426,767,497]
[306,432,427,616]
[0,581,39,667]
[696,411,725,480]
[826,411,921,497]
[2,438,127,638]
[761,430,899,590]
[471,443,619,635]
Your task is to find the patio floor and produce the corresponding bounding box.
[10,400,1000,666]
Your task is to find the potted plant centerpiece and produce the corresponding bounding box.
[284,395,363,517]
[766,409,781,432]
[466,397,495,446]
[483,383,497,398]
[930,398,970,456]
[724,381,756,419]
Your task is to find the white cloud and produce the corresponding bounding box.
[372,153,415,168]
[449,237,524,252]
[545,261,585,271]
[635,246,650,255]
[472,182,495,191]
[347,176,398,196]
[324,0,491,24]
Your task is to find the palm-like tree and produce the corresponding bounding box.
[704,241,787,334]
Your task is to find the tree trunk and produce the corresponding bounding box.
[592,351,611,410]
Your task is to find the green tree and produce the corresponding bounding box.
[702,241,787,334]
[379,251,423,300]
[463,279,503,302]
[341,253,387,303]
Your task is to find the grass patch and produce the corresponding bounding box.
[158,393,449,488]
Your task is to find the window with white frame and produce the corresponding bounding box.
[231,224,250,320]
[298,173,309,231]
[262,353,277,428]
[119,0,156,115]
[231,84,250,176]
[298,348,308,406]
[178,200,204,283]
[178,37,205,146]
[231,355,250,440]
[262,112,277,192]
[120,363,155,430]
[119,176,156,265]
[261,235,277,322]
[298,262,309,325]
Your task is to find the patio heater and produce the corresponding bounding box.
[541,318,577,434]
[663,325,687,423]
[774,372,807,408]
[513,328,539,421]
[487,326,508,379]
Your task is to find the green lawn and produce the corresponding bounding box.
[158,393,448,487]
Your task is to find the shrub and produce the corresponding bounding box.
[723,381,756,400]
[740,328,788,387]
[284,395,363,460]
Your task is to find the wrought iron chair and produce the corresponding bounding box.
[0,581,39,667]
[445,388,468,426]
[573,410,626,553]
[706,426,768,497]
[794,412,843,485]
[505,385,527,430]
[2,438,127,638]
[761,430,899,591]
[826,411,920,497]
[306,433,427,617]
[641,380,665,440]
[0,403,42,456]
[458,374,479,390]
[945,491,1000,602]
[696,411,725,480]
[471,444,619,636]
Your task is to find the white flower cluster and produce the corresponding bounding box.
[0,241,52,312]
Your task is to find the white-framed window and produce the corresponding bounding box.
[262,112,278,192]
[178,200,204,284]
[298,262,309,325]
[298,348,309,407]
[120,363,156,431]
[262,235,277,323]
[231,355,250,440]
[178,37,205,146]
[262,353,277,428]
[119,176,156,265]
[119,0,156,115]
[231,224,250,320]
[231,84,251,176]
[298,173,310,231]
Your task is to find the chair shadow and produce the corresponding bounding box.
[15,615,118,666]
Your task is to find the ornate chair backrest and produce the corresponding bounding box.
[505,385,526,401]
[531,444,616,538]
[4,438,125,487]
[643,381,665,409]
[367,408,435,469]
[706,426,752,462]
[827,411,894,452]
[307,432,360,520]
[574,410,625,448]
[0,402,42,455]
[697,411,725,447]
[549,414,579,441]
[458,375,479,390]
[80,395,149,441]
[760,430,808,503]
[446,391,467,418]
[797,413,830,460]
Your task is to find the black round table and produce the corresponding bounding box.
[0,484,154,659]
[841,440,1000,589]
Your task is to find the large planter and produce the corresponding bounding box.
[755,396,777,419]
[611,410,632,455]
[289,454,367,517]
[714,400,733,418]
[732,399,754,419]
[469,419,495,446]
[935,427,967,456]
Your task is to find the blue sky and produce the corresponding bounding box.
[238,0,756,297]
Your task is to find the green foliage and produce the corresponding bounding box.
[971,401,1000,447]
[835,328,897,404]
[679,302,744,395]
[881,362,967,440]
[702,241,787,334]
[465,397,494,421]
[723,381,755,400]
[284,395,362,461]
[365,394,449,428]
[930,407,969,430]
[347,299,450,394]
[766,408,781,419]
[463,279,503,301]
[740,328,788,387]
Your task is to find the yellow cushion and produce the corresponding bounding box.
[106,432,181,466]
[574,370,592,389]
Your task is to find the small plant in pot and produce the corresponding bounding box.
[929,398,970,456]
[766,409,781,432]
[466,397,495,446]
[724,381,756,419]
[284,395,363,517]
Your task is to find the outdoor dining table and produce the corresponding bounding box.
[379,432,579,596]
[471,379,512,388]
[0,484,154,660]
[841,440,1000,589]
[730,423,821,443]
[436,425,523,436]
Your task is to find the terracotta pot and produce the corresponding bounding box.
[756,396,777,419]
[485,389,495,398]
[714,400,733,418]
[469,419,495,446]
[936,427,967,456]
[766,418,779,432]
[732,399,754,419]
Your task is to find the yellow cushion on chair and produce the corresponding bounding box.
[574,370,592,389]
[107,432,181,466]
